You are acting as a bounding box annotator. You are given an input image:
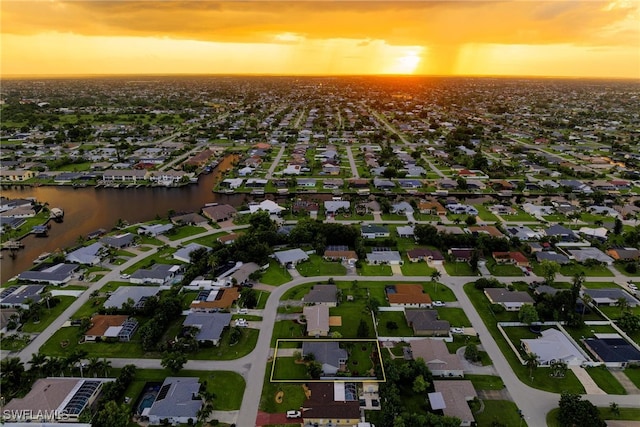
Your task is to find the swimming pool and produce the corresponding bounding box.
[135,382,161,415]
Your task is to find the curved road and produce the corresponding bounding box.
[15,224,640,426]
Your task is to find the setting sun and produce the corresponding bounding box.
[1,1,638,78]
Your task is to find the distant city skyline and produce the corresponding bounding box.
[1,1,639,78]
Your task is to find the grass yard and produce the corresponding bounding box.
[184,231,227,247]
[624,366,640,388]
[376,311,414,337]
[613,263,640,277]
[547,407,640,427]
[40,325,150,358]
[559,263,614,277]
[121,368,244,411]
[21,296,75,333]
[347,341,376,376]
[0,334,32,352]
[329,301,376,338]
[358,263,393,276]
[436,307,472,327]
[586,366,626,395]
[400,259,436,276]
[296,254,346,277]
[488,261,524,277]
[475,205,499,222]
[464,283,584,394]
[260,362,307,413]
[465,374,505,390]
[475,400,526,427]
[272,357,309,381]
[191,328,259,360]
[271,320,306,346]
[121,247,177,275]
[260,260,293,286]
[166,225,207,241]
[445,262,477,276]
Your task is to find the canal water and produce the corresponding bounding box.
[1,155,250,282]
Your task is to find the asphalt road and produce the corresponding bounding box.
[14,222,640,426]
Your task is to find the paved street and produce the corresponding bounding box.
[13,221,640,426]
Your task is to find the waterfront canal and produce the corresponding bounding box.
[1,155,246,282]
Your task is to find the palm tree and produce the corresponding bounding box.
[101,359,112,377]
[431,270,442,293]
[581,293,593,319]
[616,297,630,315]
[28,352,48,376]
[87,357,101,378]
[1,357,25,396]
[524,352,539,379]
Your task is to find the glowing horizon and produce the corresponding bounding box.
[1,1,639,79]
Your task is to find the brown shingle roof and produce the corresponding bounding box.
[85,315,129,337]
[387,284,432,305]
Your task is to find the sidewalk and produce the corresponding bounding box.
[569,365,606,394]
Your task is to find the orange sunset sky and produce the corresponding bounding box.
[1,1,639,78]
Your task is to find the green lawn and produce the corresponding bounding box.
[559,263,614,277]
[296,254,346,277]
[445,262,477,276]
[281,283,316,301]
[0,334,32,351]
[122,368,245,411]
[505,209,538,222]
[487,261,524,277]
[121,248,178,275]
[437,307,472,327]
[475,204,499,222]
[464,283,585,394]
[624,366,640,388]
[40,325,150,358]
[191,328,259,360]
[547,407,640,427]
[260,362,307,413]
[376,311,414,336]
[466,374,505,390]
[400,259,436,276]
[260,260,293,286]
[586,366,626,395]
[330,301,376,338]
[271,320,306,346]
[613,263,640,277]
[184,231,227,247]
[166,225,207,241]
[358,263,393,276]
[475,400,526,427]
[272,357,309,381]
[21,296,75,333]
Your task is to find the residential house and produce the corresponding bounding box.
[535,251,571,264]
[145,377,203,425]
[137,223,174,236]
[302,382,361,427]
[65,242,105,265]
[292,200,319,214]
[489,204,516,215]
[405,310,450,336]
[579,227,608,240]
[419,200,446,216]
[446,203,478,216]
[217,233,239,245]
[409,339,464,377]
[324,200,351,215]
[3,378,111,423]
[100,233,135,249]
[274,248,309,266]
[103,286,161,310]
[584,334,640,368]
[182,312,232,346]
[506,225,543,241]
[545,224,579,242]
[568,248,614,265]
[522,203,554,217]
[304,284,338,307]
[430,380,478,427]
[406,248,445,266]
[303,305,330,336]
[323,246,358,263]
[173,243,209,263]
[170,212,208,226]
[521,328,587,366]
[189,287,240,311]
[102,169,147,182]
[361,224,390,239]
[130,264,180,285]
[391,202,414,214]
[0,285,45,309]
[366,249,402,265]
[449,248,474,262]
[582,289,639,307]
[492,251,530,267]
[467,225,505,238]
[84,315,138,342]
[302,342,348,375]
[396,225,415,238]
[229,262,260,286]
[386,284,432,308]
[373,177,395,190]
[202,204,237,222]
[484,288,534,311]
[248,200,285,215]
[607,248,640,261]
[0,169,36,182]
[18,263,78,285]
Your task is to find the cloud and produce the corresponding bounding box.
[2,1,637,48]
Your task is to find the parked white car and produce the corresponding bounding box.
[451,327,464,334]
[286,410,301,418]
[432,301,445,307]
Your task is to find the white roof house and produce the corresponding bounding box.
[521,328,587,366]
[249,200,285,215]
[66,242,104,265]
[274,248,309,266]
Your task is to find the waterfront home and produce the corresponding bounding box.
[66,242,105,265]
[0,169,36,182]
[137,223,174,236]
[100,232,135,248]
[248,200,284,215]
[202,204,237,222]
[102,169,148,182]
[18,263,78,285]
